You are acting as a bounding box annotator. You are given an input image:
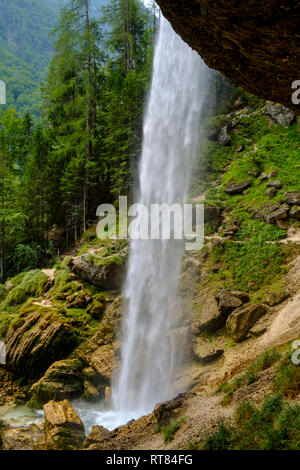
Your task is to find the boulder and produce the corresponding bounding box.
[195,348,224,364]
[226,180,252,195]
[154,392,191,426]
[155,1,300,114]
[88,344,115,387]
[203,204,223,231]
[252,202,280,222]
[70,253,127,290]
[267,187,277,197]
[197,296,224,333]
[266,180,282,189]
[267,170,278,179]
[30,359,83,405]
[215,289,243,315]
[266,204,290,224]
[217,126,231,146]
[263,102,295,127]
[222,218,240,236]
[226,303,268,342]
[258,173,268,181]
[5,311,77,377]
[44,400,85,450]
[290,207,300,220]
[285,191,300,206]
[83,426,110,449]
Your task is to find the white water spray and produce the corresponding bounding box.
[112,19,210,419]
[74,17,211,432]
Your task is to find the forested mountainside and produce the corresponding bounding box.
[0,85,299,451]
[0,0,58,113]
[0,0,109,113]
[0,0,156,280]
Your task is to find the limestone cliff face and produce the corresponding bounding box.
[156,0,300,113]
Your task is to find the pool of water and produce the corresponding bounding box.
[0,405,44,427]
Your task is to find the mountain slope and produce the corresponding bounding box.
[0,0,58,113]
[0,0,108,114]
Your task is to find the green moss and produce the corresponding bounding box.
[5,270,48,306]
[85,253,124,267]
[51,269,81,299]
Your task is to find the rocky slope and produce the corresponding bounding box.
[0,91,299,450]
[156,0,300,113]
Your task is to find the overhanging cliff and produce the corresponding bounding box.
[156,0,300,113]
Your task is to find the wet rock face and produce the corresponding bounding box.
[156,0,300,114]
[44,400,85,450]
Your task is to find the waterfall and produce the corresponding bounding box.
[112,18,210,419]
[74,16,211,432]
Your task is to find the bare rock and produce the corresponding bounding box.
[226,180,252,195]
[263,102,295,127]
[267,170,278,179]
[44,399,85,450]
[226,303,268,342]
[215,289,243,315]
[253,202,280,222]
[154,392,191,426]
[266,180,282,189]
[267,186,277,197]
[195,349,224,364]
[258,173,268,182]
[83,426,110,449]
[0,423,45,450]
[291,207,300,219]
[266,204,290,224]
[285,191,300,206]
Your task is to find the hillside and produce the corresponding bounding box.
[0,0,59,113]
[0,0,108,114]
[0,89,299,450]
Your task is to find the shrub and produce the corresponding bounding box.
[273,352,300,399]
[158,417,185,442]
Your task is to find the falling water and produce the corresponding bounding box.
[74,17,211,432]
[112,18,210,419]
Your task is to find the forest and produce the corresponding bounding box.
[0,0,158,281]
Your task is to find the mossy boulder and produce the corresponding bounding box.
[5,309,78,377]
[30,359,84,405]
[86,294,106,320]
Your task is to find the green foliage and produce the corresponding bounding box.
[273,352,300,399]
[202,395,299,450]
[212,238,284,291]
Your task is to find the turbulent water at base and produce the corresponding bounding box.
[74,17,211,432]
